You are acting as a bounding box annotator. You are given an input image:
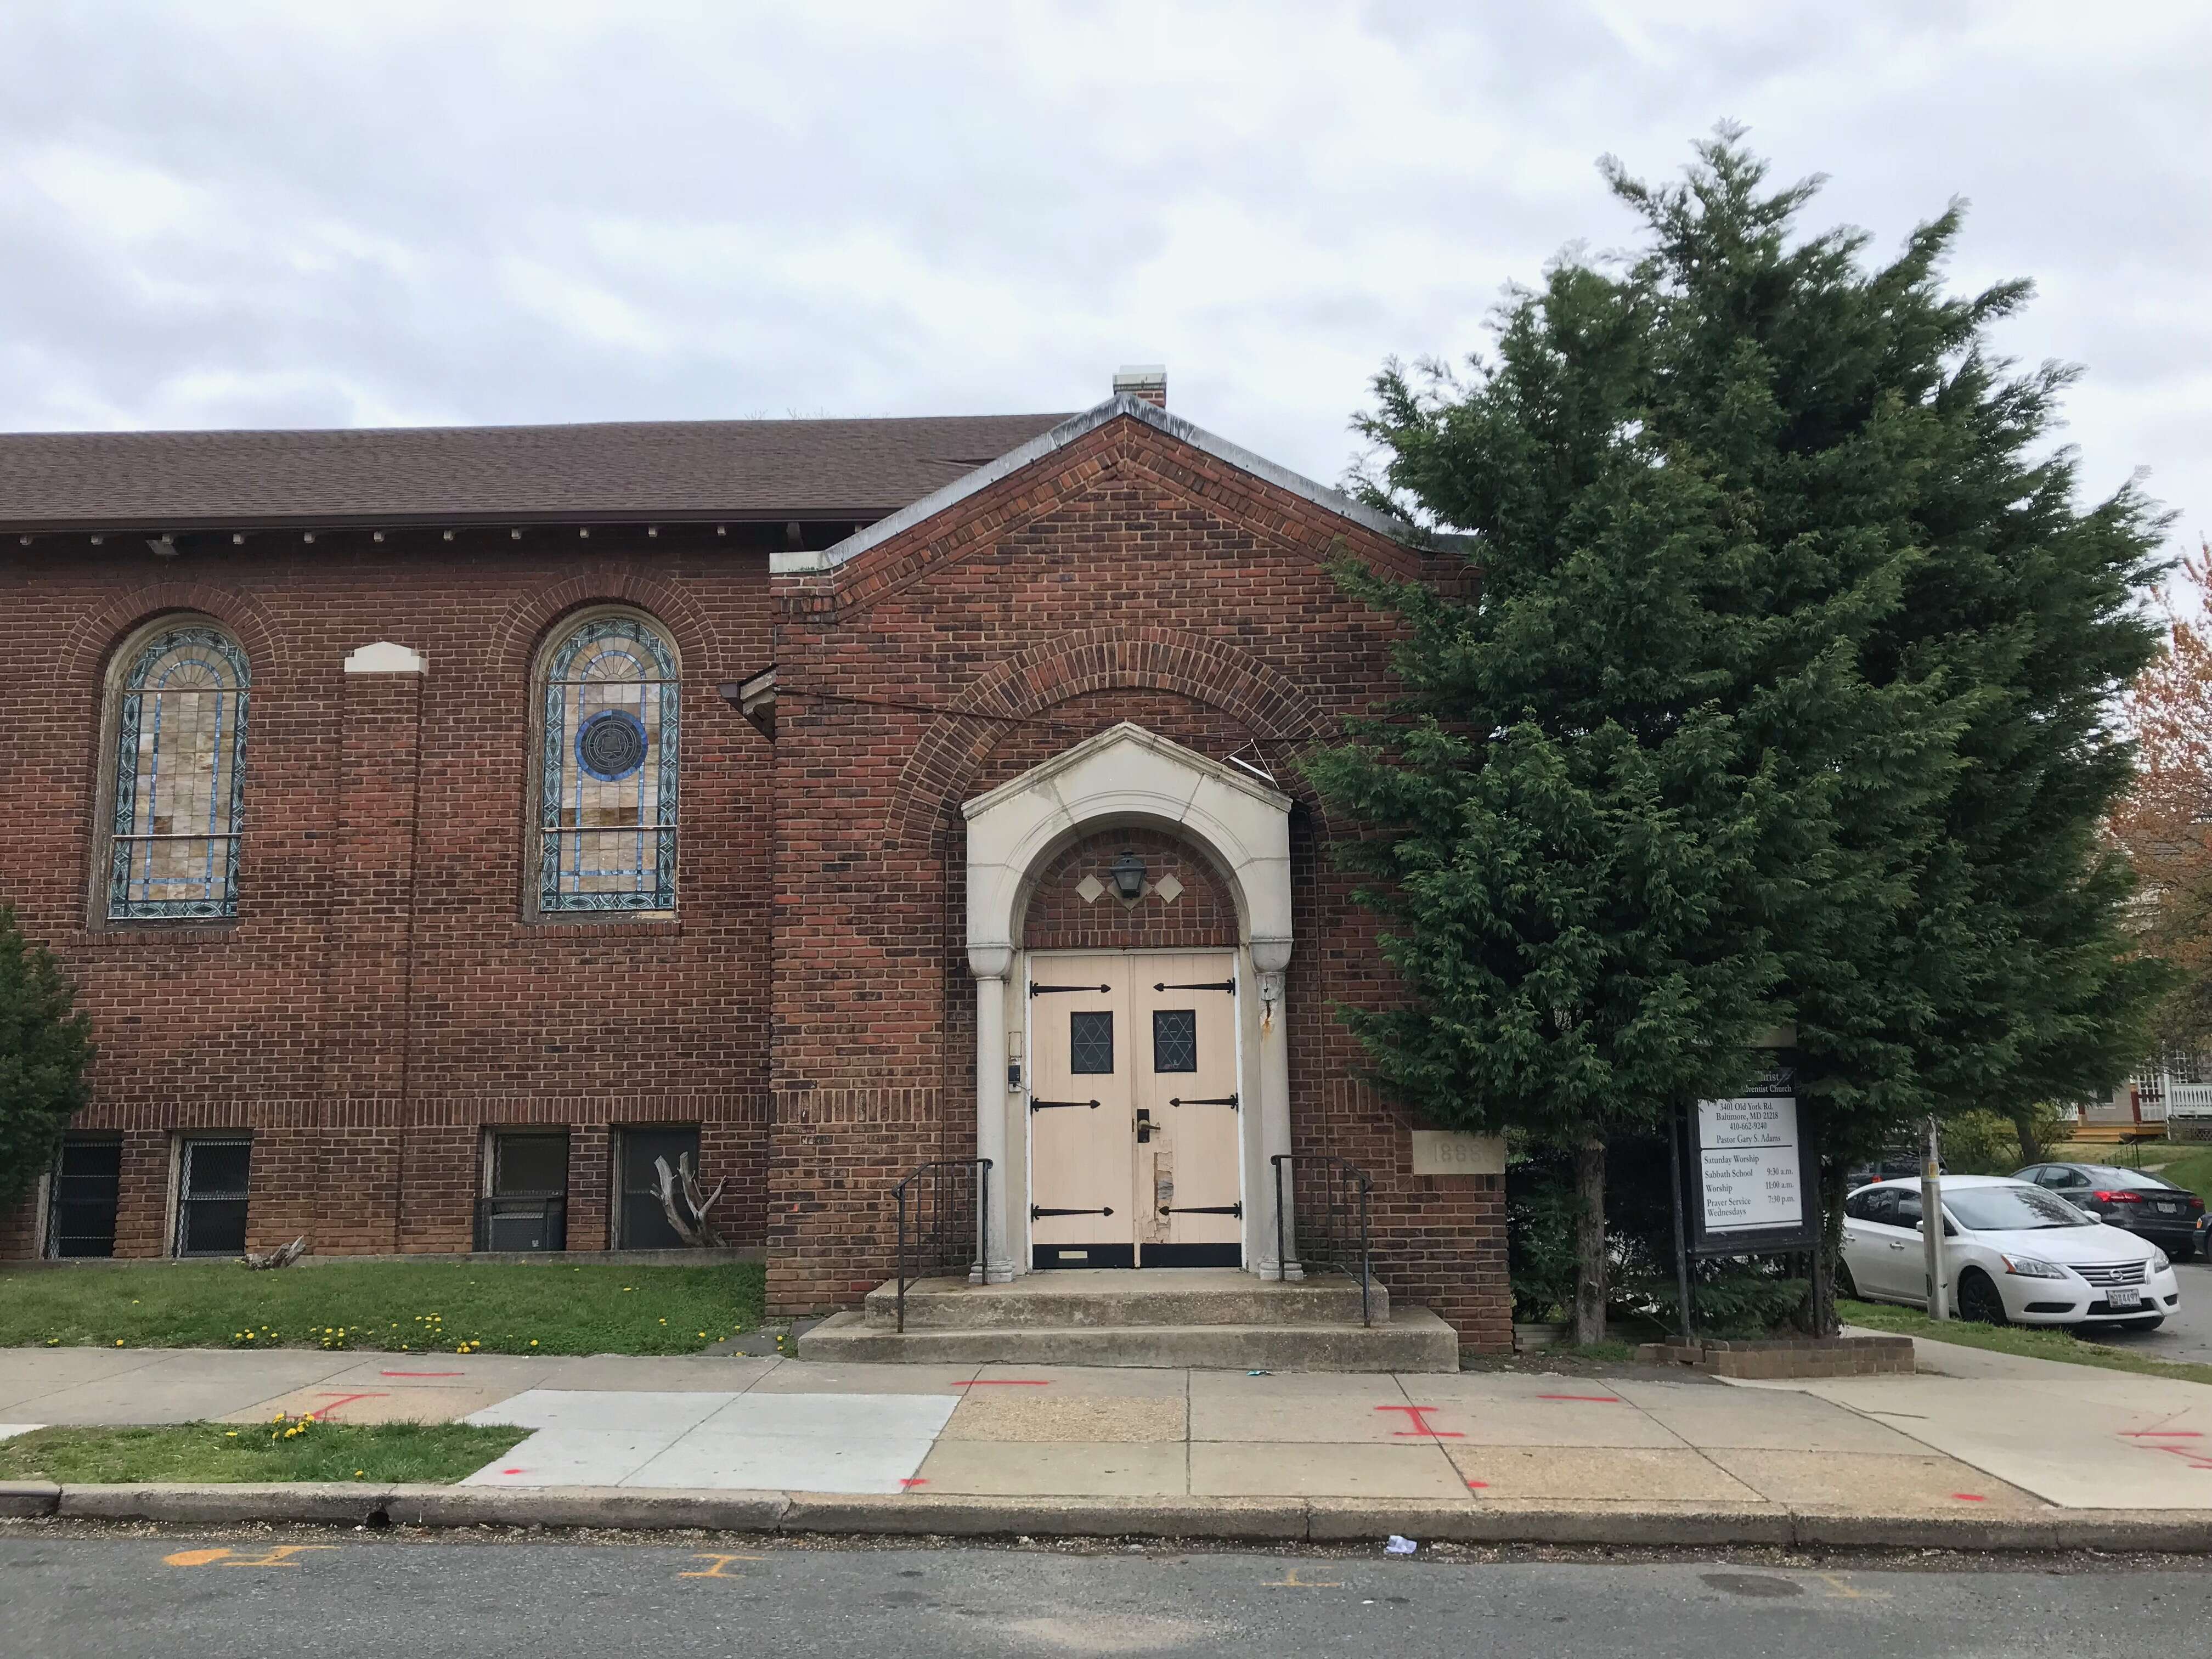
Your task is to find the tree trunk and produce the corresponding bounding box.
[1572,1135,1607,1346]
[2010,1105,2044,1167]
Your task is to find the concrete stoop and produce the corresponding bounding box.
[795,1268,1459,1372]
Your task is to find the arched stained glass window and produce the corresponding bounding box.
[107,624,250,920]
[537,612,679,913]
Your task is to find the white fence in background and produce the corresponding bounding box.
[2169,1083,2212,1120]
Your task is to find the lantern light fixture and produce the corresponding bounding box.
[1109,849,1147,902]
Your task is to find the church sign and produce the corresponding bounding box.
[1683,1054,1818,1255]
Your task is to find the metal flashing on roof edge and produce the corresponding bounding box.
[769,394,1444,577]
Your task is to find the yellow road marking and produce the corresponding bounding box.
[1817,1573,1891,1601]
[164,1545,337,1568]
[679,1553,766,1579]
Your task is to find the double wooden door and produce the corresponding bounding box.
[1026,951,1242,1269]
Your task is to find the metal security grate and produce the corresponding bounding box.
[176,1137,251,1257]
[1070,1011,1114,1074]
[1152,1009,1197,1073]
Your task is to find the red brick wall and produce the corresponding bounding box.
[765,413,1510,1347]
[0,526,776,1260]
[0,413,1510,1350]
[1022,826,1239,952]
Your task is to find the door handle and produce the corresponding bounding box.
[1888,1240,1907,1250]
[1135,1108,1154,1144]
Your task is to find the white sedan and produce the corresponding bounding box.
[1840,1173,2180,1331]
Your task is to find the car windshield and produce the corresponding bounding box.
[2080,1166,2175,1190]
[1946,1186,2096,1232]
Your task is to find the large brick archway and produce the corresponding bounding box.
[960,722,1299,1283]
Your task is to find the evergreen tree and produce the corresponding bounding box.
[0,905,94,1209]
[1307,131,2166,1340]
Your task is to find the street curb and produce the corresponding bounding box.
[0,1482,59,1519]
[54,1483,397,1525]
[7,1484,2211,1551]
[383,1487,790,1532]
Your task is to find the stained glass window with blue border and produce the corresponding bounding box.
[538,614,678,913]
[108,625,250,921]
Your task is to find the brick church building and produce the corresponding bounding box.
[0,370,1508,1351]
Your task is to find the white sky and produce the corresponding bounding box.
[3,2,2205,555]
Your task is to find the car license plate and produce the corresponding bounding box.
[2107,1287,2143,1310]
[2154,1201,2180,1215]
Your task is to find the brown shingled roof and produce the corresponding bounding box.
[0,413,1074,533]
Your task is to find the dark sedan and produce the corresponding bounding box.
[2015,1163,2204,1259]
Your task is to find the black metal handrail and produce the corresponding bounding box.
[474,1195,567,1253]
[894,1159,991,1333]
[1271,1153,1374,1326]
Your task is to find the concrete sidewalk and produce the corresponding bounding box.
[7,1340,2211,1521]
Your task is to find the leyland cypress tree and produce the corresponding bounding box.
[0,904,93,1209]
[1307,132,2166,1340]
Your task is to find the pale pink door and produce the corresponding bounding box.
[1027,954,1136,1268]
[1134,952,1242,1266]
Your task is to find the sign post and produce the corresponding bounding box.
[1921,1115,1948,1321]
[1668,1104,1696,1345]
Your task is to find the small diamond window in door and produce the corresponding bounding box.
[1153,1009,1198,1073]
[1070,1011,1114,1074]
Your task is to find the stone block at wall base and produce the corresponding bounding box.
[1637,1335,1914,1379]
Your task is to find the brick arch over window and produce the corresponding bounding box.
[63,582,286,696]
[891,628,1325,848]
[490,567,720,685]
[1022,826,1240,951]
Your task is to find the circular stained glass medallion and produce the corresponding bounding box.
[577,709,649,781]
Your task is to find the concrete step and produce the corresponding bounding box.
[794,1307,1461,1372]
[861,1268,1389,1331]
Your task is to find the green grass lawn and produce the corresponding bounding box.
[1839,1296,2212,1387]
[0,1260,766,1355]
[0,1421,525,1484]
[2142,1144,2212,1201]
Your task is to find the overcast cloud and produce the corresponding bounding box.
[2,2,2205,555]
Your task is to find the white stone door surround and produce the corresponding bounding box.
[962,722,1297,1282]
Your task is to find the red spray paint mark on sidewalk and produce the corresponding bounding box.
[1951,1493,1987,1502]
[306,1392,390,1419]
[1537,1394,1622,1403]
[1465,1480,1489,1489]
[1376,1405,1463,1438]
[900,1478,929,1489]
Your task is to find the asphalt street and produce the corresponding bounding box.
[2097,1257,2212,1364]
[4,1533,2212,1658]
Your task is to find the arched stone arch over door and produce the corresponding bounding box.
[962,721,1297,1282]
